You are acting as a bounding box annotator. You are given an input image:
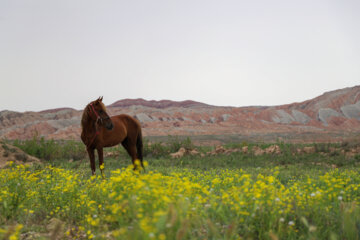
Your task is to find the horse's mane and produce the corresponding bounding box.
[81,104,89,130]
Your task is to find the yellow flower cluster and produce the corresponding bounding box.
[0,164,359,239]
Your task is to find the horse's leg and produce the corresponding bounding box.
[121,139,138,170]
[128,145,139,170]
[97,147,105,178]
[136,131,145,171]
[87,147,96,175]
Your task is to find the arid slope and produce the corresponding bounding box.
[1,86,359,142]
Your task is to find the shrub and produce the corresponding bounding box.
[142,136,195,157]
[12,136,86,161]
[167,136,194,152]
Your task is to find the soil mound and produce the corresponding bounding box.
[0,141,41,168]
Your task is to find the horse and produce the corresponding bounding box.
[80,97,144,176]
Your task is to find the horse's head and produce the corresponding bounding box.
[88,97,114,130]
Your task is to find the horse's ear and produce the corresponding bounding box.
[95,96,103,104]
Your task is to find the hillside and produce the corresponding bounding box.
[0,86,359,142]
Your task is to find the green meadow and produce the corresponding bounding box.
[0,137,359,239]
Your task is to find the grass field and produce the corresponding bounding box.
[1,138,360,239]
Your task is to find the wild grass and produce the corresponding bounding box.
[11,136,86,161]
[0,137,360,239]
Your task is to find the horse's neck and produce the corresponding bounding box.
[82,116,98,135]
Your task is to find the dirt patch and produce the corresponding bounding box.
[252,146,265,156]
[207,145,240,156]
[168,143,360,159]
[0,141,41,168]
[170,147,187,158]
[251,145,282,156]
[170,147,203,158]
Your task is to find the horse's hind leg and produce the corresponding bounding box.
[87,147,96,175]
[121,139,139,170]
[136,132,145,170]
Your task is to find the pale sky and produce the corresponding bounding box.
[0,0,359,112]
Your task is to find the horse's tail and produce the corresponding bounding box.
[136,129,144,169]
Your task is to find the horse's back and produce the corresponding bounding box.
[101,114,141,147]
[112,114,141,129]
[112,114,142,137]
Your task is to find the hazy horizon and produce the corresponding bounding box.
[1,0,359,112]
[0,84,358,113]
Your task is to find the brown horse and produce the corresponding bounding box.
[81,97,144,175]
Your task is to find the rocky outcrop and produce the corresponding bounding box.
[0,141,41,168]
[341,101,360,120]
[134,113,154,123]
[318,108,342,125]
[109,99,212,109]
[222,114,230,121]
[272,110,295,124]
[0,86,360,141]
[291,110,311,124]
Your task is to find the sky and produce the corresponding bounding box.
[0,0,359,112]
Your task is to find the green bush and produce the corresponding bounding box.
[12,136,86,161]
[142,136,195,157]
[167,136,194,152]
[10,135,197,160]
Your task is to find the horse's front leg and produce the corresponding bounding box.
[97,147,105,178]
[87,147,96,175]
